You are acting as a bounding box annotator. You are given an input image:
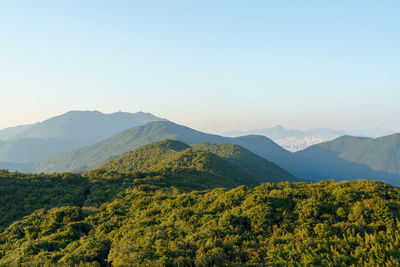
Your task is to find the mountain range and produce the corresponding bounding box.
[0,111,163,163]
[36,120,293,173]
[1,110,400,186]
[101,139,298,184]
[222,126,396,152]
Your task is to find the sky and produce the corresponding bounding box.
[0,0,399,133]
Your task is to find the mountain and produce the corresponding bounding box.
[291,135,400,185]
[192,142,299,183]
[38,121,294,173]
[0,161,36,173]
[101,139,297,184]
[100,139,259,189]
[101,139,191,173]
[0,111,164,163]
[222,126,343,152]
[0,138,78,163]
[6,110,164,144]
[347,128,397,138]
[222,126,397,152]
[0,124,34,141]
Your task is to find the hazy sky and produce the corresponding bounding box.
[1,0,399,133]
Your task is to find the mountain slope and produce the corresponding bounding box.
[11,110,164,145]
[222,126,397,152]
[0,124,34,141]
[192,142,298,183]
[292,135,400,185]
[0,162,37,173]
[100,139,259,189]
[0,138,79,163]
[0,111,164,163]
[101,139,191,173]
[339,134,400,175]
[38,121,293,173]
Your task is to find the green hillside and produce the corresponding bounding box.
[101,139,191,173]
[192,142,299,183]
[38,121,293,173]
[293,135,400,185]
[1,178,400,266]
[101,139,259,190]
[340,133,400,175]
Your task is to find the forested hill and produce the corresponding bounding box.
[1,138,400,265]
[292,134,400,185]
[192,142,299,183]
[101,139,298,184]
[1,170,400,265]
[100,139,260,190]
[37,121,293,173]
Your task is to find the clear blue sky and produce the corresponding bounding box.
[1,0,399,133]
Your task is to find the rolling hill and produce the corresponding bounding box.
[101,139,297,184]
[192,142,299,183]
[37,121,293,173]
[100,139,259,189]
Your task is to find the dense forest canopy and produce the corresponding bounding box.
[1,140,400,266]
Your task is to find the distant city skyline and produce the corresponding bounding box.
[1,1,399,133]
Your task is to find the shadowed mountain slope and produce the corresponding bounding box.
[292,135,400,185]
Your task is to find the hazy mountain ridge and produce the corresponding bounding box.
[223,126,396,152]
[0,111,164,164]
[34,120,400,186]
[0,124,35,141]
[37,121,293,173]
[290,134,400,185]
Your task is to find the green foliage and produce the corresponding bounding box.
[100,139,260,189]
[0,170,89,231]
[1,178,400,265]
[294,135,400,185]
[2,139,400,265]
[193,142,299,183]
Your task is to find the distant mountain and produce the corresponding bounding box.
[0,111,164,163]
[0,124,34,141]
[192,142,299,183]
[222,126,342,151]
[8,110,164,144]
[38,121,294,174]
[100,139,259,189]
[222,126,396,152]
[0,138,78,163]
[0,161,37,173]
[347,128,397,138]
[290,134,400,185]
